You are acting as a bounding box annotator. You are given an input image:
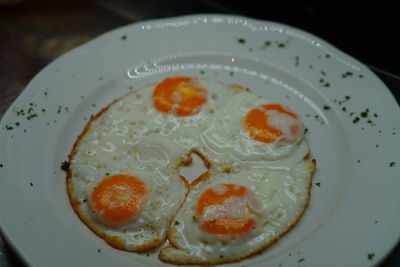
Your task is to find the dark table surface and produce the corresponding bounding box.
[0,1,399,266]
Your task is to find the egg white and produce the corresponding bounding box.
[199,90,309,169]
[160,161,315,265]
[67,77,315,258]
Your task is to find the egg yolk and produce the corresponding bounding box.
[153,76,207,116]
[90,174,147,225]
[196,184,255,235]
[245,103,300,143]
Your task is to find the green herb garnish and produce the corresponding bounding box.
[323,105,331,110]
[61,161,70,171]
[352,117,360,124]
[360,108,369,118]
[237,38,246,44]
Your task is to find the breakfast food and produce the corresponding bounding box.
[66,76,315,264]
[160,162,314,265]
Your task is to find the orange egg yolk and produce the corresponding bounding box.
[196,184,255,235]
[245,103,299,143]
[90,174,147,225]
[153,76,207,116]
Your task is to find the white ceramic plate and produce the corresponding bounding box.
[0,14,399,267]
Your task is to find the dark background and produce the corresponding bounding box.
[0,0,399,266]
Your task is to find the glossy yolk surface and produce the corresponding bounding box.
[196,184,255,235]
[245,103,299,143]
[91,174,147,225]
[153,76,207,116]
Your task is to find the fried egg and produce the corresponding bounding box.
[67,133,189,251]
[199,90,309,169]
[66,76,315,262]
[159,160,315,265]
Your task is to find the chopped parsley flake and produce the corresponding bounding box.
[360,108,369,118]
[229,71,234,76]
[389,162,396,167]
[200,70,205,75]
[325,54,331,58]
[314,114,324,124]
[345,95,351,100]
[5,125,13,130]
[352,117,360,124]
[61,161,70,171]
[82,199,87,203]
[220,255,224,258]
[14,108,25,116]
[277,43,285,48]
[15,122,20,126]
[121,35,127,40]
[342,71,354,78]
[264,41,271,46]
[315,182,321,187]
[321,70,326,76]
[29,182,33,187]
[237,38,246,44]
[0,164,3,168]
[323,105,331,110]
[174,221,180,225]
[193,216,197,222]
[318,78,330,87]
[27,114,37,120]
[298,258,305,262]
[97,248,101,253]
[304,128,308,134]
[368,253,375,260]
